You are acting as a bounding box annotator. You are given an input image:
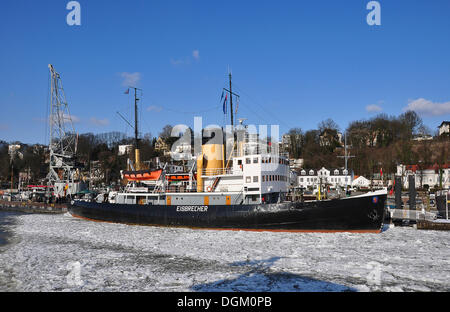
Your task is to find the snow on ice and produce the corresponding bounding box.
[0,213,449,292]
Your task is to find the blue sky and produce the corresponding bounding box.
[1,0,449,144]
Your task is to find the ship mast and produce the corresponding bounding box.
[131,87,142,170]
[223,71,240,128]
[338,134,354,171]
[337,134,355,193]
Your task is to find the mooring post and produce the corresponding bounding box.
[395,175,402,210]
[408,175,416,211]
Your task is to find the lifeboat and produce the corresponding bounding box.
[122,169,163,181]
[166,174,192,182]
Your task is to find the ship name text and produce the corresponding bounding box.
[176,205,209,212]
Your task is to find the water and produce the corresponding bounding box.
[0,213,449,292]
[0,211,21,248]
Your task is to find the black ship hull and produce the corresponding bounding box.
[69,192,387,233]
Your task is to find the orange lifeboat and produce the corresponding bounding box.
[122,169,163,181]
[166,174,190,182]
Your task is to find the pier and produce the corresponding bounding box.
[386,175,449,230]
[0,200,68,214]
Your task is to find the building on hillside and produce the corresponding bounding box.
[438,121,450,136]
[319,130,343,147]
[118,145,133,156]
[412,134,433,141]
[170,142,193,161]
[281,134,291,153]
[32,144,47,154]
[289,158,304,170]
[154,137,170,156]
[297,167,352,189]
[8,144,21,155]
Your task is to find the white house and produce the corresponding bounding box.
[397,164,450,189]
[438,121,450,136]
[351,176,371,188]
[118,145,133,156]
[297,167,352,189]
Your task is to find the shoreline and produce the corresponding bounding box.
[0,211,23,249]
[0,200,68,215]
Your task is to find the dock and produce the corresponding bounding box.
[417,219,450,231]
[0,200,68,214]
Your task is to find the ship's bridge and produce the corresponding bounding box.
[198,132,290,204]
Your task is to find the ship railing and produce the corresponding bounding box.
[229,149,287,158]
[164,186,197,193]
[201,168,242,176]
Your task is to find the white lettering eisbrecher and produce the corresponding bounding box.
[176,206,209,212]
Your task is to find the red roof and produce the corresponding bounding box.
[406,163,450,172]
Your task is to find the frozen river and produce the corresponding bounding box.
[0,213,449,292]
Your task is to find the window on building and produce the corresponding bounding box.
[246,176,251,183]
[246,158,251,164]
[253,157,258,164]
[253,176,258,183]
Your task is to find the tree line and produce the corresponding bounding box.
[1,111,449,187]
[285,111,449,177]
